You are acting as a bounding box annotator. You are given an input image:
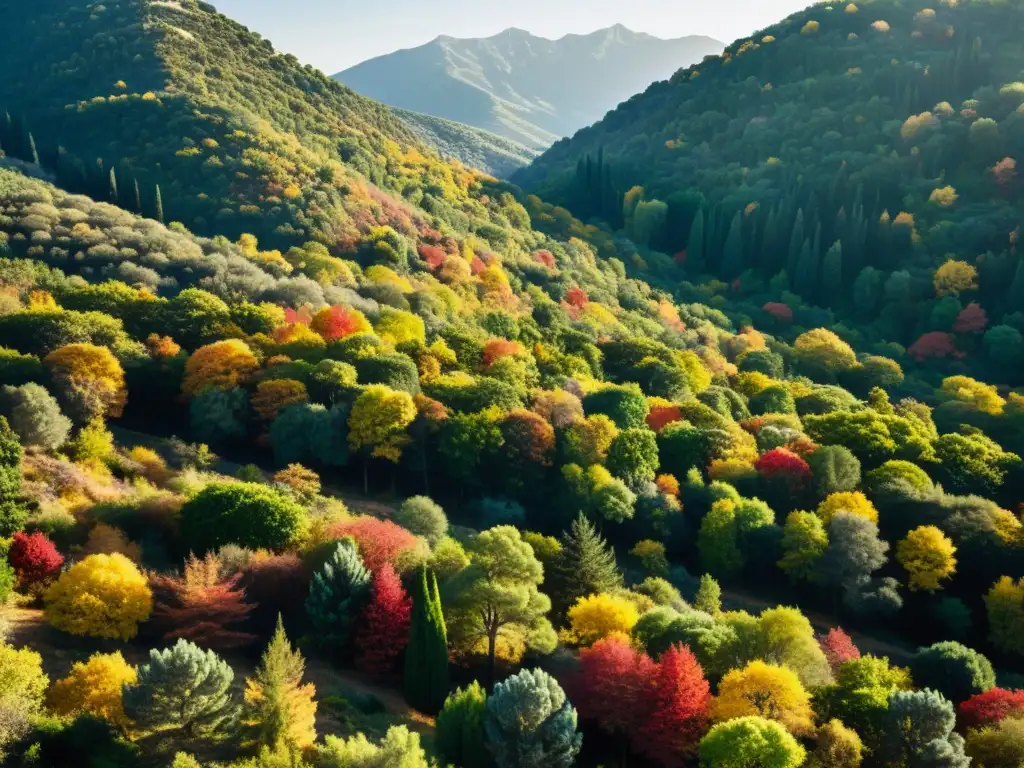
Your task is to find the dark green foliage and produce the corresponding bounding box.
[548,514,622,616]
[189,388,249,446]
[354,353,420,395]
[807,445,862,499]
[305,540,372,650]
[750,385,796,416]
[606,427,659,487]
[698,385,750,421]
[179,482,306,553]
[582,384,648,429]
[0,554,14,604]
[795,386,861,416]
[11,715,142,768]
[884,690,969,768]
[0,415,28,536]
[122,639,239,738]
[484,668,582,768]
[737,348,784,378]
[817,513,890,611]
[911,642,996,705]
[436,682,489,768]
[657,421,708,478]
[404,567,450,714]
[0,347,45,387]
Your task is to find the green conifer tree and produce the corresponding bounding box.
[304,540,371,650]
[787,208,806,276]
[686,208,705,274]
[436,682,489,768]
[549,514,622,616]
[721,211,745,280]
[109,168,118,203]
[822,240,844,300]
[403,566,450,714]
[694,573,722,616]
[155,183,164,223]
[0,416,28,535]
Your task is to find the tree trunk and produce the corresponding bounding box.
[363,459,369,495]
[487,628,498,691]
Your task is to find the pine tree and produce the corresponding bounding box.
[244,615,317,751]
[0,416,28,536]
[122,639,239,738]
[549,514,622,616]
[155,183,164,223]
[355,563,412,677]
[304,540,371,650]
[721,211,745,280]
[686,208,705,274]
[403,566,450,714]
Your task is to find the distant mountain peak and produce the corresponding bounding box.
[334,26,723,150]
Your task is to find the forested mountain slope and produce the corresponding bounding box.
[392,107,539,177]
[335,26,723,149]
[516,0,1024,375]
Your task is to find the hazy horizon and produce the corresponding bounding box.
[209,0,811,72]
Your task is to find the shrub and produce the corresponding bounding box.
[47,652,137,729]
[7,531,63,587]
[180,482,307,553]
[44,554,152,641]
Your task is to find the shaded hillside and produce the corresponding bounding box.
[393,107,539,177]
[335,26,722,149]
[516,0,1024,375]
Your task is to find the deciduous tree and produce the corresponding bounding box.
[710,660,815,736]
[44,553,152,641]
[48,652,137,730]
[699,716,806,768]
[897,526,956,592]
[355,564,411,676]
[44,343,126,422]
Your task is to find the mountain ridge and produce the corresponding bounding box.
[333,25,723,151]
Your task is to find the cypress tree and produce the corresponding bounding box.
[109,168,119,203]
[760,206,779,274]
[403,566,450,714]
[686,208,705,274]
[155,183,164,223]
[787,208,805,276]
[134,179,142,213]
[795,239,819,298]
[1007,256,1024,309]
[28,132,39,166]
[720,211,745,280]
[549,514,622,616]
[822,240,844,301]
[0,416,27,536]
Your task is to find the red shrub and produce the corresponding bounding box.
[647,404,682,433]
[755,448,811,480]
[355,564,412,677]
[8,531,64,587]
[482,339,525,367]
[470,256,485,275]
[953,302,988,334]
[328,518,418,573]
[418,244,447,270]
[908,331,964,361]
[311,305,367,342]
[534,250,556,269]
[818,627,861,672]
[566,287,589,308]
[762,302,794,322]
[959,688,1024,729]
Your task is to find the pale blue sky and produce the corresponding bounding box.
[209,0,810,73]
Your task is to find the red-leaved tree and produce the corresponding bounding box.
[418,244,447,270]
[7,531,64,587]
[818,627,861,672]
[762,302,794,322]
[565,287,589,308]
[574,635,657,739]
[636,644,711,766]
[311,305,367,342]
[150,552,255,649]
[482,339,525,367]
[647,404,683,433]
[908,331,964,361]
[355,563,412,676]
[953,303,988,334]
[327,518,419,573]
[534,250,556,269]
[958,688,1024,729]
[755,448,812,480]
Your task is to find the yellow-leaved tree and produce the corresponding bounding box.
[566,593,640,646]
[348,385,416,493]
[48,651,137,730]
[181,339,259,397]
[710,660,815,736]
[44,343,127,423]
[44,553,153,640]
[897,526,956,592]
[933,259,978,297]
[816,491,879,525]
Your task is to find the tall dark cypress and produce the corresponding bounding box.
[787,208,805,276]
[404,566,450,714]
[686,207,705,274]
[822,240,844,301]
[155,184,164,223]
[1007,256,1024,309]
[760,206,779,275]
[720,211,745,281]
[549,514,622,616]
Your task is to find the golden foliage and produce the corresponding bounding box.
[933,260,978,297]
[711,661,815,736]
[816,491,879,525]
[252,379,308,421]
[566,593,640,646]
[181,339,259,396]
[897,526,956,592]
[44,553,153,641]
[48,652,137,729]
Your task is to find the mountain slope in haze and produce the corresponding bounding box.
[516,0,1024,363]
[334,26,723,149]
[393,107,539,177]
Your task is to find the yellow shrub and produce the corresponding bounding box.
[817,491,879,524]
[567,593,640,646]
[44,554,153,641]
[48,652,137,728]
[710,661,815,736]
